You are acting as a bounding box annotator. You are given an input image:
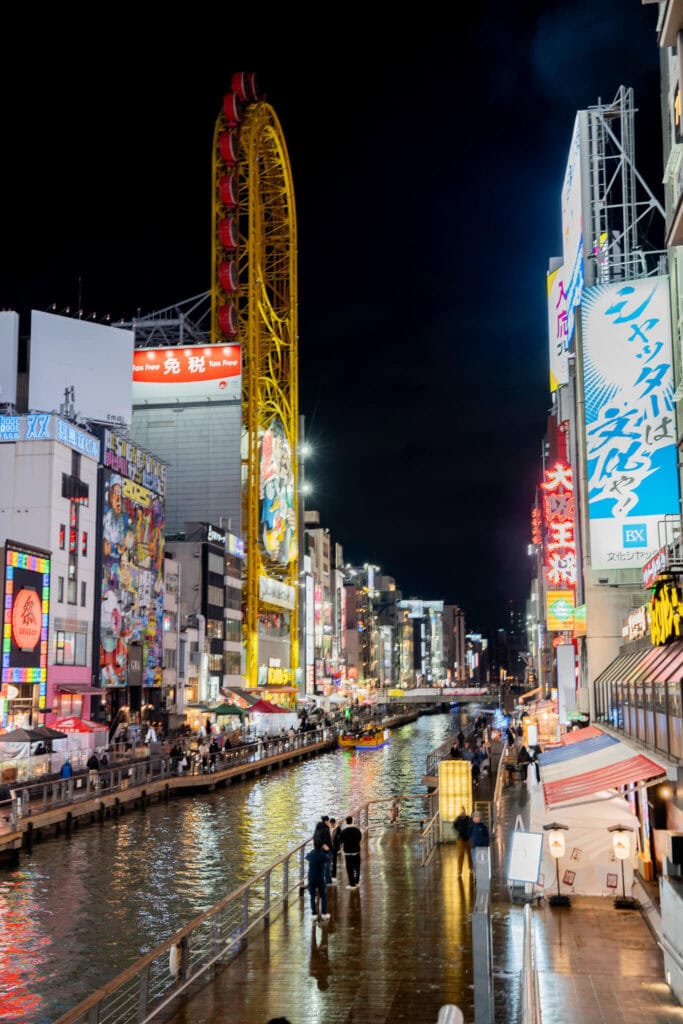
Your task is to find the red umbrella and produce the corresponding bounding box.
[250,699,287,714]
[51,716,99,733]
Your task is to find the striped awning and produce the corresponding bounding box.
[593,649,650,689]
[540,729,667,807]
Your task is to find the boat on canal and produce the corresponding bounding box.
[338,725,390,750]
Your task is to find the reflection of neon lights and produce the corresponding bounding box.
[2,548,50,685]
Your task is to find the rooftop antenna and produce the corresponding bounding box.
[60,385,76,421]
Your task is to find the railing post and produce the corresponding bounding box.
[137,964,150,1023]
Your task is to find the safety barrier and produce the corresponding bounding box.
[520,902,542,1024]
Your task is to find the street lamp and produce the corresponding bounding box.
[543,821,571,907]
[608,824,638,910]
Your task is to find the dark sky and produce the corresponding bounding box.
[0,4,664,635]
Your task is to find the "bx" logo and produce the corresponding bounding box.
[623,524,646,548]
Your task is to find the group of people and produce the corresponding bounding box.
[504,719,542,785]
[449,718,492,786]
[305,813,363,920]
[452,806,490,877]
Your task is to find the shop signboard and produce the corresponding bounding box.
[1,542,51,708]
[582,278,679,570]
[97,429,165,688]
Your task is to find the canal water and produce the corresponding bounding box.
[1,711,457,1024]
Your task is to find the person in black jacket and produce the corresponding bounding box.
[453,807,473,877]
[313,816,333,883]
[305,844,331,920]
[517,744,532,782]
[470,812,490,851]
[329,817,341,883]
[339,814,362,888]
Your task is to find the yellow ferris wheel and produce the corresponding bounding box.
[210,72,299,689]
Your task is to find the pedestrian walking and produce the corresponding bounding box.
[453,806,473,877]
[306,842,331,921]
[313,815,333,884]
[470,811,490,852]
[339,814,362,888]
[87,751,100,790]
[329,817,341,882]
[517,744,532,782]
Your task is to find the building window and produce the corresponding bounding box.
[56,692,83,717]
[225,618,241,642]
[67,579,77,605]
[81,531,88,556]
[206,619,224,640]
[207,584,223,607]
[57,577,64,603]
[225,585,242,611]
[208,552,224,576]
[59,524,66,550]
[163,648,177,670]
[224,651,241,675]
[56,630,88,666]
[208,653,223,673]
[75,632,87,664]
[81,581,86,607]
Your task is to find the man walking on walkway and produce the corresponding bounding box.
[453,807,472,877]
[306,842,331,921]
[339,814,362,888]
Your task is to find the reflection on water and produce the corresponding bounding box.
[0,712,454,1023]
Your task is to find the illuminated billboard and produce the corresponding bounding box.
[547,265,569,392]
[582,278,679,570]
[2,543,51,707]
[99,430,165,688]
[28,311,134,426]
[259,418,297,566]
[0,413,100,459]
[132,344,241,404]
[546,590,575,632]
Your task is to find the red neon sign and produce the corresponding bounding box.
[542,461,576,589]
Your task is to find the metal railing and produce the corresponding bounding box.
[52,795,430,1024]
[520,903,542,1024]
[420,805,441,865]
[2,729,331,828]
[491,742,510,836]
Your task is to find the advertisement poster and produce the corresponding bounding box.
[582,278,679,569]
[99,432,165,687]
[259,418,297,566]
[2,543,51,705]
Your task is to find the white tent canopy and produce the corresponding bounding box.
[527,782,640,897]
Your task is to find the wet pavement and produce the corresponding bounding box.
[163,768,683,1024]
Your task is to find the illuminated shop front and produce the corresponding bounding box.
[1,542,50,728]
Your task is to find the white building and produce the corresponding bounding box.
[0,414,101,726]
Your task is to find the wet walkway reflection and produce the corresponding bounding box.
[0,713,454,1024]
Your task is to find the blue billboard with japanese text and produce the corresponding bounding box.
[581,277,679,570]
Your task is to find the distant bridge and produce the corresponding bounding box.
[378,687,494,705]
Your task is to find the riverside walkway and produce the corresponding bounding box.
[51,746,682,1024]
[161,781,681,1024]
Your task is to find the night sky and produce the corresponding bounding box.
[0,4,664,635]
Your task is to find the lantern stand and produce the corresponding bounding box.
[608,824,638,910]
[543,821,571,907]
